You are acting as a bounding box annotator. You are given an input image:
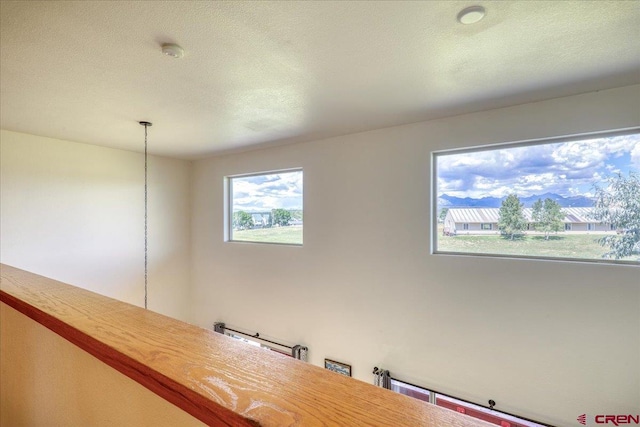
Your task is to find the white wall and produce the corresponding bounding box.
[0,303,205,427]
[190,85,640,426]
[0,130,191,320]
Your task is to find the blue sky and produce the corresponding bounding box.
[437,132,640,199]
[232,170,303,212]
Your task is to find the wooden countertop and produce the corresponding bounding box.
[0,264,492,427]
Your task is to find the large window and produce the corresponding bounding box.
[228,169,303,245]
[434,129,640,263]
[390,378,548,427]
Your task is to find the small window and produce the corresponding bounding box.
[228,169,303,245]
[226,333,291,357]
[434,129,639,263]
[227,333,261,347]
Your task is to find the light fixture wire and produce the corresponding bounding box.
[139,121,152,309]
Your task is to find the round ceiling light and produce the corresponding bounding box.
[457,6,486,24]
[161,43,184,59]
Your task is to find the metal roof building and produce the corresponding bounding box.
[443,207,611,234]
[445,207,595,224]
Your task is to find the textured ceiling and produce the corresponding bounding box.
[1,1,639,159]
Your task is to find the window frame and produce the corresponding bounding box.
[225,168,303,246]
[389,377,550,427]
[431,127,639,265]
[226,332,293,357]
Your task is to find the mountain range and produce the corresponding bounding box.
[438,193,594,208]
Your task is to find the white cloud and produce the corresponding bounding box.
[437,132,639,199]
[232,171,303,211]
[631,140,640,171]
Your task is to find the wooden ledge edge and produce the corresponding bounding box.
[0,289,261,427]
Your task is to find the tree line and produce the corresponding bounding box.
[497,194,563,240]
[497,172,639,260]
[233,208,297,230]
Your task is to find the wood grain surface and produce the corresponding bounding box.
[0,264,492,427]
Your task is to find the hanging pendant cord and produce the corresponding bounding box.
[139,121,152,310]
[144,124,148,310]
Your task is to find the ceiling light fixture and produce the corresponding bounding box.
[457,6,486,24]
[139,120,152,309]
[161,43,184,59]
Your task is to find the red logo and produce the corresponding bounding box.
[595,415,640,426]
[580,414,640,426]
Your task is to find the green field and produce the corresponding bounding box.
[232,224,637,261]
[232,225,302,245]
[437,232,638,262]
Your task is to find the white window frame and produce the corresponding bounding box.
[431,127,639,265]
[225,168,303,246]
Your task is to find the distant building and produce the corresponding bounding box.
[443,207,613,235]
[251,212,271,228]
